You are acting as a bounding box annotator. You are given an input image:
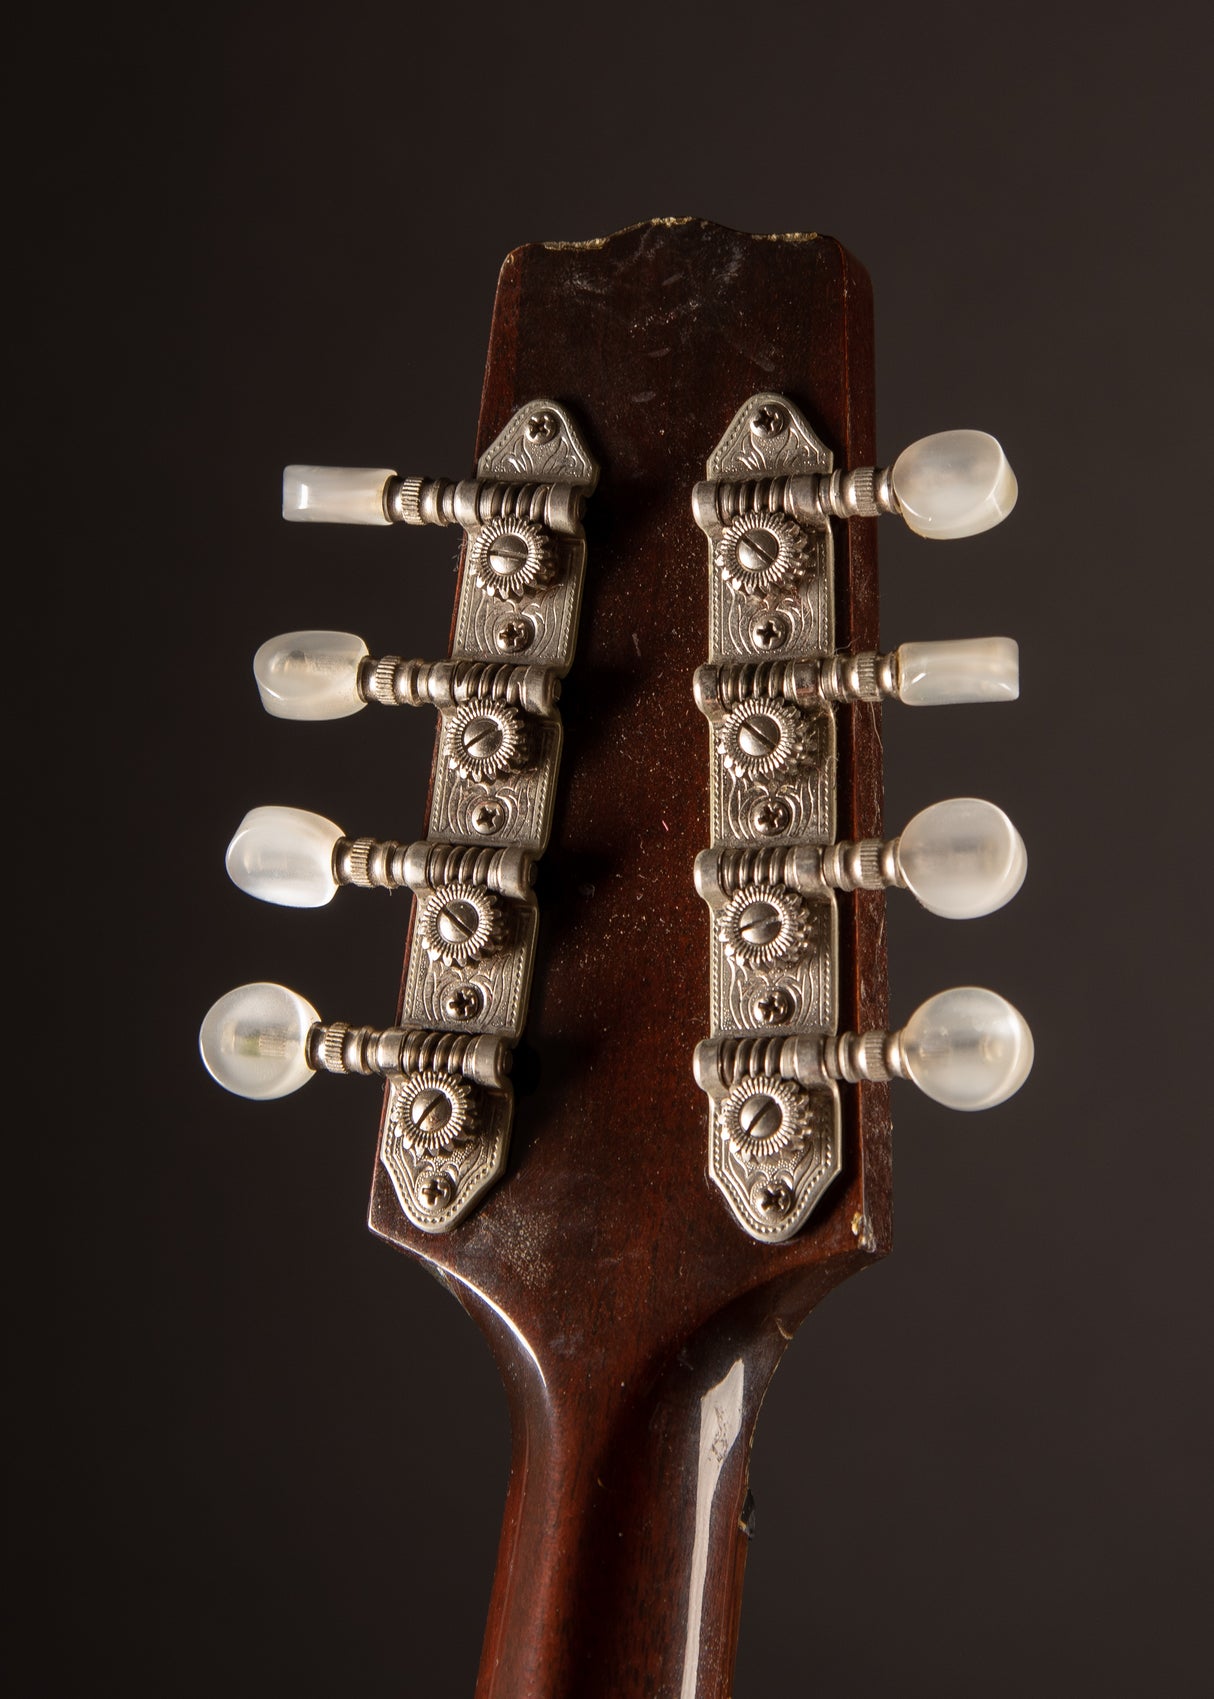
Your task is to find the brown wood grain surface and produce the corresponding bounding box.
[369,219,892,1699]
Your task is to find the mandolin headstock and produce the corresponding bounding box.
[201,219,1029,1699]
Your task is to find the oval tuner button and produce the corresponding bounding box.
[891,430,1018,539]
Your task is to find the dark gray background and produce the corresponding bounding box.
[26,2,1211,1694]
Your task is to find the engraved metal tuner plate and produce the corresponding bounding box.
[693,394,843,1243]
[379,401,598,1234]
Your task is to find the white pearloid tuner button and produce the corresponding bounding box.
[282,466,395,525]
[893,635,1019,705]
[827,986,1033,1109]
[890,431,1018,539]
[199,982,320,1100]
[896,987,1033,1109]
[254,630,369,720]
[226,807,344,908]
[894,798,1026,918]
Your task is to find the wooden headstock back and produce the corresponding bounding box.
[367,219,891,1699]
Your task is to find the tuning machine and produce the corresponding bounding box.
[201,401,599,1232]
[693,393,1032,1243]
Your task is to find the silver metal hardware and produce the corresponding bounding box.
[693,652,901,714]
[357,657,558,715]
[261,402,596,1233]
[382,401,597,1229]
[386,473,586,534]
[691,463,899,533]
[693,394,846,1242]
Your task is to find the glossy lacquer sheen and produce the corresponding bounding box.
[364,222,892,1699]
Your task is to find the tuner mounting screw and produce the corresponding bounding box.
[751,612,790,652]
[472,800,506,834]
[749,404,788,439]
[751,1179,794,1218]
[444,986,483,1022]
[754,988,795,1026]
[495,615,534,654]
[752,797,793,837]
[418,1172,456,1210]
[525,410,559,443]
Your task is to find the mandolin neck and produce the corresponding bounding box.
[466,1278,840,1699]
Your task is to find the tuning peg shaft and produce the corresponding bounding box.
[199,982,509,1100]
[695,636,1018,721]
[693,429,1016,540]
[252,630,558,721]
[225,806,534,909]
[696,797,1026,920]
[696,986,1033,1113]
[282,465,586,534]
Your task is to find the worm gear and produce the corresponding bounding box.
[470,516,556,600]
[418,883,503,969]
[718,699,808,780]
[387,1070,473,1155]
[715,513,810,596]
[720,1076,812,1163]
[447,701,528,783]
[718,884,814,967]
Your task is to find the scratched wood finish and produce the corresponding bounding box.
[369,219,892,1699]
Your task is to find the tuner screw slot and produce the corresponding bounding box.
[419,884,504,970]
[389,1070,473,1155]
[447,701,528,783]
[719,700,807,780]
[471,516,556,601]
[721,1076,810,1161]
[719,886,812,968]
[716,513,809,596]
